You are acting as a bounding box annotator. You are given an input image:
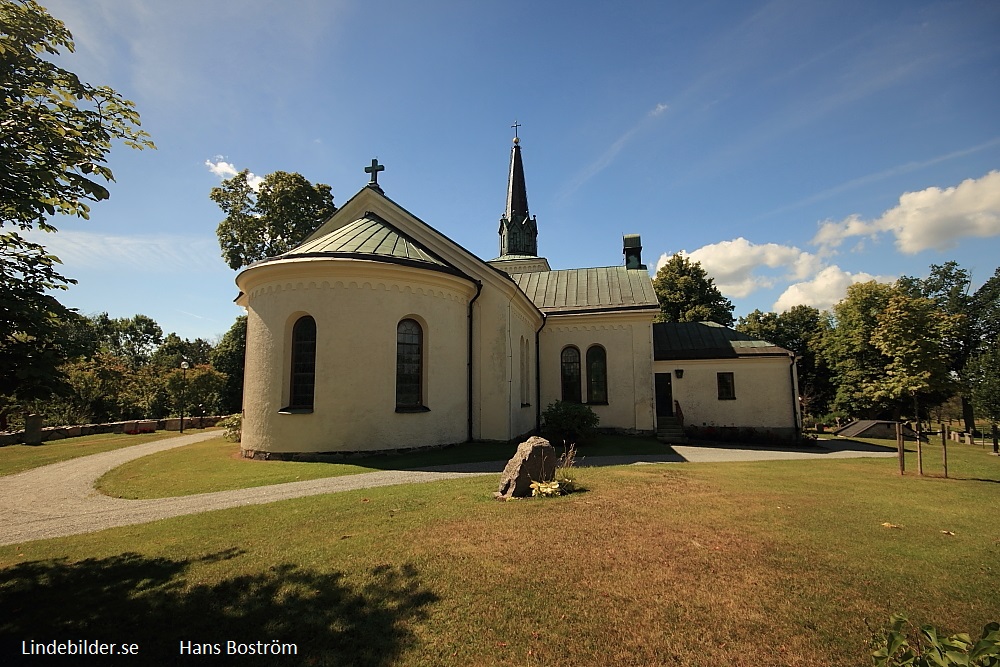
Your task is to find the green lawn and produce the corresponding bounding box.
[0,430,194,476]
[1,440,997,666]
[94,433,671,499]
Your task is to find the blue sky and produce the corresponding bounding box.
[29,0,1000,342]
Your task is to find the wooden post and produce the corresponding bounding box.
[941,422,948,479]
[896,421,905,475]
[993,423,998,456]
[916,425,923,477]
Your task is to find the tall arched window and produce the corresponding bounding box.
[560,346,581,403]
[289,315,317,410]
[396,319,423,409]
[587,345,608,404]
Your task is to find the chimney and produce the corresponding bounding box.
[623,234,645,270]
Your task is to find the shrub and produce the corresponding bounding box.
[871,613,1000,666]
[541,401,599,445]
[218,414,242,443]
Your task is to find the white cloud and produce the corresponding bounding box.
[654,238,820,298]
[773,266,893,312]
[205,158,239,179]
[650,102,669,116]
[25,229,223,274]
[205,157,264,191]
[812,170,1000,254]
[811,213,879,253]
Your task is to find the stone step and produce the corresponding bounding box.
[656,418,688,444]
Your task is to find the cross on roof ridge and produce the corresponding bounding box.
[364,158,385,185]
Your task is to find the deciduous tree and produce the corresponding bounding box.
[868,292,962,418]
[965,343,1000,440]
[1,0,153,418]
[0,233,87,428]
[212,171,336,270]
[898,262,978,429]
[0,0,154,232]
[652,253,734,326]
[821,281,897,418]
[210,315,246,414]
[165,365,226,418]
[971,267,1000,350]
[92,313,164,369]
[150,333,212,369]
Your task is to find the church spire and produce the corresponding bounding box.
[499,123,538,257]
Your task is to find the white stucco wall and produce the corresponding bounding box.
[322,187,545,445]
[468,281,543,443]
[654,356,799,436]
[540,310,656,433]
[239,258,477,454]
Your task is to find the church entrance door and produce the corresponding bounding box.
[654,373,673,418]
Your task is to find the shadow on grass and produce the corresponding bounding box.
[346,435,678,474]
[661,437,898,458]
[0,549,437,666]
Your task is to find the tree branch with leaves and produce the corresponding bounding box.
[652,253,734,326]
[212,170,336,270]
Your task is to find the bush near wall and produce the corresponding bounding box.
[541,401,600,445]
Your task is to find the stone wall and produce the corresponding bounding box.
[0,416,226,447]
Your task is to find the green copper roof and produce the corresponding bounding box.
[284,212,447,267]
[511,266,658,314]
[653,322,792,360]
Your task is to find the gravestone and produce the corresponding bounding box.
[23,414,43,445]
[495,436,556,500]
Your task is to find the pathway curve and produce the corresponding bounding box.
[0,433,894,546]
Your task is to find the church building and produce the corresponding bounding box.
[235,135,800,457]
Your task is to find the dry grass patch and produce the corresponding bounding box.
[1,441,996,666]
[401,470,848,665]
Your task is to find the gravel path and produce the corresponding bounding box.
[0,433,895,546]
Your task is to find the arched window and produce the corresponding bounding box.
[289,316,317,410]
[396,319,423,409]
[587,345,608,404]
[560,346,581,403]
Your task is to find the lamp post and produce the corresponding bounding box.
[180,359,190,433]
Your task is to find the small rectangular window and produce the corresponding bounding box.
[717,372,736,400]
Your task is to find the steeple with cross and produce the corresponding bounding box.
[498,122,538,257]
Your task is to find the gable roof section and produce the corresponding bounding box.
[653,321,792,360]
[246,210,470,279]
[300,184,538,289]
[511,266,658,314]
[290,212,448,267]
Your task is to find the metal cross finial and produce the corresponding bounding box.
[364,158,385,185]
[511,120,521,139]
